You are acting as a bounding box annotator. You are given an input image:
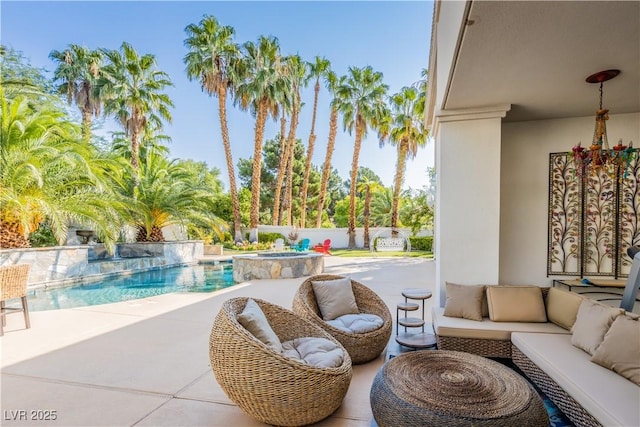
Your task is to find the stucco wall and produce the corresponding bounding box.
[433,1,469,113]
[0,241,204,286]
[257,226,432,249]
[435,115,503,305]
[500,112,640,286]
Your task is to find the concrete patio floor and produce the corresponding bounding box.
[1,257,436,426]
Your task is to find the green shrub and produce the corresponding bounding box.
[29,222,58,247]
[409,236,433,252]
[225,241,273,251]
[258,232,286,243]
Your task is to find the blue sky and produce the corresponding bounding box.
[2,1,434,191]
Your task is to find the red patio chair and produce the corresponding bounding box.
[313,239,332,255]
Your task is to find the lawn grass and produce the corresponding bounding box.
[330,249,433,258]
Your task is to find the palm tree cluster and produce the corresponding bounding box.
[184,15,430,248]
[1,46,225,250]
[1,13,431,250]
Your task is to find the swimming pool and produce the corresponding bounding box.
[24,263,235,311]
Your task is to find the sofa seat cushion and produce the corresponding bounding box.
[512,332,640,427]
[326,313,383,334]
[282,337,345,368]
[433,307,568,341]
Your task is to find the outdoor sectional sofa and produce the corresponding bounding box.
[432,284,639,427]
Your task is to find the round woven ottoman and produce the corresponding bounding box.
[370,350,547,427]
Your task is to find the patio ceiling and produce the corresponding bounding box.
[444,1,640,122]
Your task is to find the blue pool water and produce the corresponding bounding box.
[25,263,235,311]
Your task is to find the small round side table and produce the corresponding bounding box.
[395,288,436,349]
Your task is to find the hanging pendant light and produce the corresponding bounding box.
[571,69,636,180]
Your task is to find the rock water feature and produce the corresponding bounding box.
[232,252,324,282]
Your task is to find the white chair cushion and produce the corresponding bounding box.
[326,313,383,334]
[281,337,345,368]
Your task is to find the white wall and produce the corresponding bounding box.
[258,226,431,249]
[432,1,469,114]
[435,113,505,305]
[500,112,640,286]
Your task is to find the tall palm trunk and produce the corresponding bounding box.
[363,187,372,249]
[272,112,288,225]
[348,117,365,248]
[300,80,321,228]
[284,95,300,225]
[315,106,338,227]
[130,127,140,170]
[391,140,408,229]
[81,108,92,144]
[280,121,296,225]
[285,148,294,225]
[249,99,269,242]
[218,86,243,242]
[80,81,97,145]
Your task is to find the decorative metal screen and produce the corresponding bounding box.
[548,151,640,278]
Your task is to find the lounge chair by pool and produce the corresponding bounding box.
[291,238,310,252]
[313,239,332,255]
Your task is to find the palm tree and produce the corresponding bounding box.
[300,56,330,228]
[386,86,428,229]
[49,44,103,144]
[271,68,294,225]
[335,66,389,248]
[272,113,289,225]
[357,178,383,249]
[315,71,341,227]
[108,151,227,242]
[235,36,289,241]
[370,186,395,228]
[183,15,244,243]
[110,123,171,160]
[0,87,121,249]
[282,55,307,225]
[98,42,173,172]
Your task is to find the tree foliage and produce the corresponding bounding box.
[1,17,435,250]
[1,45,53,94]
[0,85,122,249]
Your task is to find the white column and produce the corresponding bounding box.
[434,106,510,306]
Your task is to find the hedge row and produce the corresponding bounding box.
[409,236,433,252]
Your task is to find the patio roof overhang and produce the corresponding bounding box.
[425,0,640,128]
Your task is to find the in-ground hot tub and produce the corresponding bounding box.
[232,252,324,282]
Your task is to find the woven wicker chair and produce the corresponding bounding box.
[0,264,31,336]
[209,297,353,427]
[292,274,393,364]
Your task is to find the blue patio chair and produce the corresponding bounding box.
[292,238,310,252]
